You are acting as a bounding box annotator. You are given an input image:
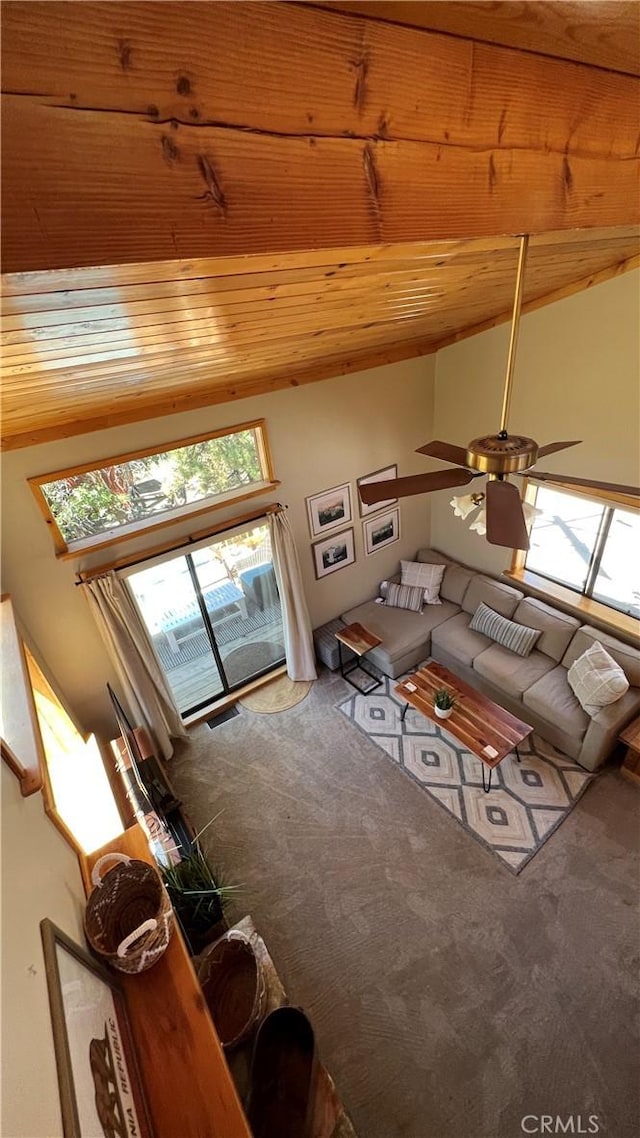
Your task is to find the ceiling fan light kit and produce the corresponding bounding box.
[358,234,639,550]
[450,492,485,519]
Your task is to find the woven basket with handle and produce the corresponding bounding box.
[85,852,173,974]
[197,930,267,1049]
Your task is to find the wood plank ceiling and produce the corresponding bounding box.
[1,2,639,450]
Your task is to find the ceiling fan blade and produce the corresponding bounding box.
[415,440,470,467]
[485,480,530,550]
[358,468,477,505]
[536,440,582,459]
[533,472,640,497]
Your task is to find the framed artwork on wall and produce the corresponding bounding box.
[311,528,356,579]
[363,507,401,555]
[306,483,352,539]
[357,465,398,517]
[40,919,152,1138]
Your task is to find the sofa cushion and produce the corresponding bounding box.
[400,560,445,604]
[416,548,475,606]
[523,666,590,740]
[473,644,555,699]
[385,582,425,613]
[512,597,580,662]
[431,611,492,667]
[341,598,459,665]
[416,547,451,566]
[567,641,630,716]
[462,574,523,618]
[469,602,541,657]
[562,626,640,688]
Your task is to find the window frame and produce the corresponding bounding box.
[29,418,278,560]
[509,476,640,632]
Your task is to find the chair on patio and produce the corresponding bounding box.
[160,579,247,653]
[239,563,279,613]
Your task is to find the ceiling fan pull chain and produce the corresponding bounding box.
[499,234,529,436]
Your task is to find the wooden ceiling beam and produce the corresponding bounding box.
[1,1,638,273]
[306,2,640,77]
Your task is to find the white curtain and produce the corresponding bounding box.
[268,509,317,681]
[84,572,187,759]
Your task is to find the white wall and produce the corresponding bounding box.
[430,269,640,574]
[1,764,86,1138]
[1,357,436,736]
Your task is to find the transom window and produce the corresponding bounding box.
[523,482,640,619]
[29,419,276,557]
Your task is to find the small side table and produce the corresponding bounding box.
[620,715,640,785]
[335,621,382,694]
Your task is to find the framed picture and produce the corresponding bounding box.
[40,919,153,1138]
[311,528,356,579]
[306,483,352,539]
[357,465,398,517]
[363,507,400,555]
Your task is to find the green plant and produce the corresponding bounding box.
[161,845,240,939]
[434,688,455,711]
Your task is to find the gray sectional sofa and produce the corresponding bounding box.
[339,547,640,772]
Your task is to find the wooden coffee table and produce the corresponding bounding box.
[335,621,382,695]
[395,661,534,792]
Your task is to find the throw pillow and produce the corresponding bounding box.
[567,640,629,716]
[469,601,541,657]
[384,582,425,613]
[400,560,444,605]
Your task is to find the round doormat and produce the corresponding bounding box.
[239,675,313,714]
[223,641,285,688]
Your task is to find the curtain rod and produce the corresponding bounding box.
[75,501,286,585]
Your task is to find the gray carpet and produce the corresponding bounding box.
[170,667,640,1138]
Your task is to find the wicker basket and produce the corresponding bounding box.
[85,852,174,974]
[197,930,267,1049]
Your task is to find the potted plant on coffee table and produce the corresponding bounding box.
[433,688,455,720]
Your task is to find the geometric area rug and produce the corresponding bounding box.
[337,672,596,874]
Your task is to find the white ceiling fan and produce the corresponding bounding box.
[359,235,640,550]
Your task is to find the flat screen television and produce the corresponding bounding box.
[107,684,193,865]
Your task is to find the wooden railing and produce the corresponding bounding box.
[0,735,41,796]
[1,596,43,797]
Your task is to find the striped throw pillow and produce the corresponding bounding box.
[567,641,629,716]
[384,582,425,613]
[400,560,444,605]
[469,601,541,657]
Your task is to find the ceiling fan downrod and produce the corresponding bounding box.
[464,233,538,476]
[499,233,529,437]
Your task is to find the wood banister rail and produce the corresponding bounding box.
[1,735,42,796]
[1,596,45,798]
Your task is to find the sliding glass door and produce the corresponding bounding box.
[127,522,285,715]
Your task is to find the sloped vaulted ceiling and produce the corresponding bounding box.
[1,1,639,449]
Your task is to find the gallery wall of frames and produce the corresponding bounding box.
[305,468,401,581]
